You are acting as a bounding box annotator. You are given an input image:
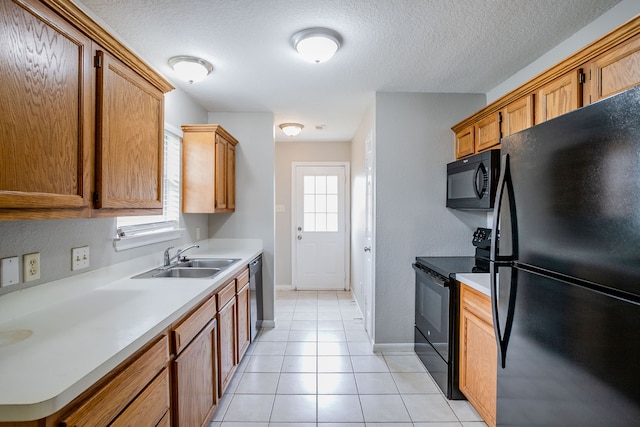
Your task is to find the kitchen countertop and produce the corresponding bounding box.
[0,239,262,422]
[455,273,491,296]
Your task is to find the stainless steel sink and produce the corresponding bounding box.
[132,257,240,279]
[153,267,221,278]
[178,258,240,269]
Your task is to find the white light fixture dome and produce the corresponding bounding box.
[291,28,343,63]
[168,56,213,83]
[279,123,304,136]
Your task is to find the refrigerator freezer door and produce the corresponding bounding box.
[499,86,640,297]
[497,266,640,426]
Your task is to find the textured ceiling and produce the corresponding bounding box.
[78,0,622,142]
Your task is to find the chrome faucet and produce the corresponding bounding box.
[164,244,199,267]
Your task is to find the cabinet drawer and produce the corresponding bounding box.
[173,295,217,355]
[60,335,169,426]
[236,267,249,291]
[217,280,236,309]
[110,368,170,427]
[460,284,492,325]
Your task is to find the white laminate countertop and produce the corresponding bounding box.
[0,239,262,422]
[455,273,491,296]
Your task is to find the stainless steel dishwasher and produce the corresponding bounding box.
[249,255,263,341]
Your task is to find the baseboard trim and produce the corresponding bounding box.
[276,284,294,291]
[261,320,276,329]
[372,342,415,353]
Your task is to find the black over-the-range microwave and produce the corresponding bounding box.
[446,149,500,210]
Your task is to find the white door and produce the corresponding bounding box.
[293,163,349,290]
[364,131,375,336]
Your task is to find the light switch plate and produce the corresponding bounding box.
[1,256,20,287]
[71,246,90,271]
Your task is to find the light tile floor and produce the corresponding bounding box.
[210,290,487,427]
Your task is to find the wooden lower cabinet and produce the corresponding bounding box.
[459,283,496,427]
[217,289,238,396]
[236,282,251,361]
[173,319,217,427]
[60,335,170,427]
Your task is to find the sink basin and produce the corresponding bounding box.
[153,267,221,278]
[178,258,240,269]
[132,257,240,279]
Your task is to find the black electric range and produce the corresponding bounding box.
[413,228,491,399]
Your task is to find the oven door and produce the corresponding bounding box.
[413,263,450,362]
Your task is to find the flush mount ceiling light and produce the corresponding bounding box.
[279,123,304,136]
[168,56,213,83]
[291,27,343,63]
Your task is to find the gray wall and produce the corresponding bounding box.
[207,112,276,324]
[350,104,374,315]
[0,88,208,296]
[274,140,352,287]
[373,92,486,346]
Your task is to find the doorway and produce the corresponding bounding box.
[292,162,350,290]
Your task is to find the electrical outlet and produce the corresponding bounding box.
[1,256,20,287]
[23,253,40,282]
[71,246,90,271]
[196,227,201,241]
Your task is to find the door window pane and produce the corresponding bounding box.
[302,175,339,232]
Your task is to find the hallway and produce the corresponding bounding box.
[210,290,486,426]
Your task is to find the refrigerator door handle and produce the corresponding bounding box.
[490,153,518,368]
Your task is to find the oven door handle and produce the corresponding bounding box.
[412,263,448,287]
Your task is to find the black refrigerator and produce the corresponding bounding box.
[490,85,640,426]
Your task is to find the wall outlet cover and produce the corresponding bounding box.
[1,256,20,287]
[23,253,40,282]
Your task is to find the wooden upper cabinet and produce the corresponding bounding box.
[94,49,164,213]
[182,125,239,213]
[536,69,583,125]
[0,0,93,219]
[455,126,475,159]
[0,0,173,221]
[501,94,535,137]
[475,112,501,153]
[586,33,640,104]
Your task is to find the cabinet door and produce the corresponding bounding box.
[0,0,92,218]
[236,282,250,361]
[588,33,640,104]
[459,285,496,427]
[173,319,217,427]
[455,126,475,159]
[227,142,236,211]
[110,368,170,427]
[214,135,228,211]
[536,69,583,124]
[95,49,164,213]
[217,298,237,396]
[475,113,501,152]
[502,94,534,137]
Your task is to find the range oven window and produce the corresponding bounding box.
[414,265,450,361]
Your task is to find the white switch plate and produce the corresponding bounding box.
[196,227,201,240]
[71,246,90,271]
[1,256,20,287]
[23,253,40,282]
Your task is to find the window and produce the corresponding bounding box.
[303,175,339,232]
[114,129,182,250]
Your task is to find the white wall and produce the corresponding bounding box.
[275,140,352,287]
[0,88,208,296]
[373,92,487,346]
[487,0,640,102]
[207,112,276,324]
